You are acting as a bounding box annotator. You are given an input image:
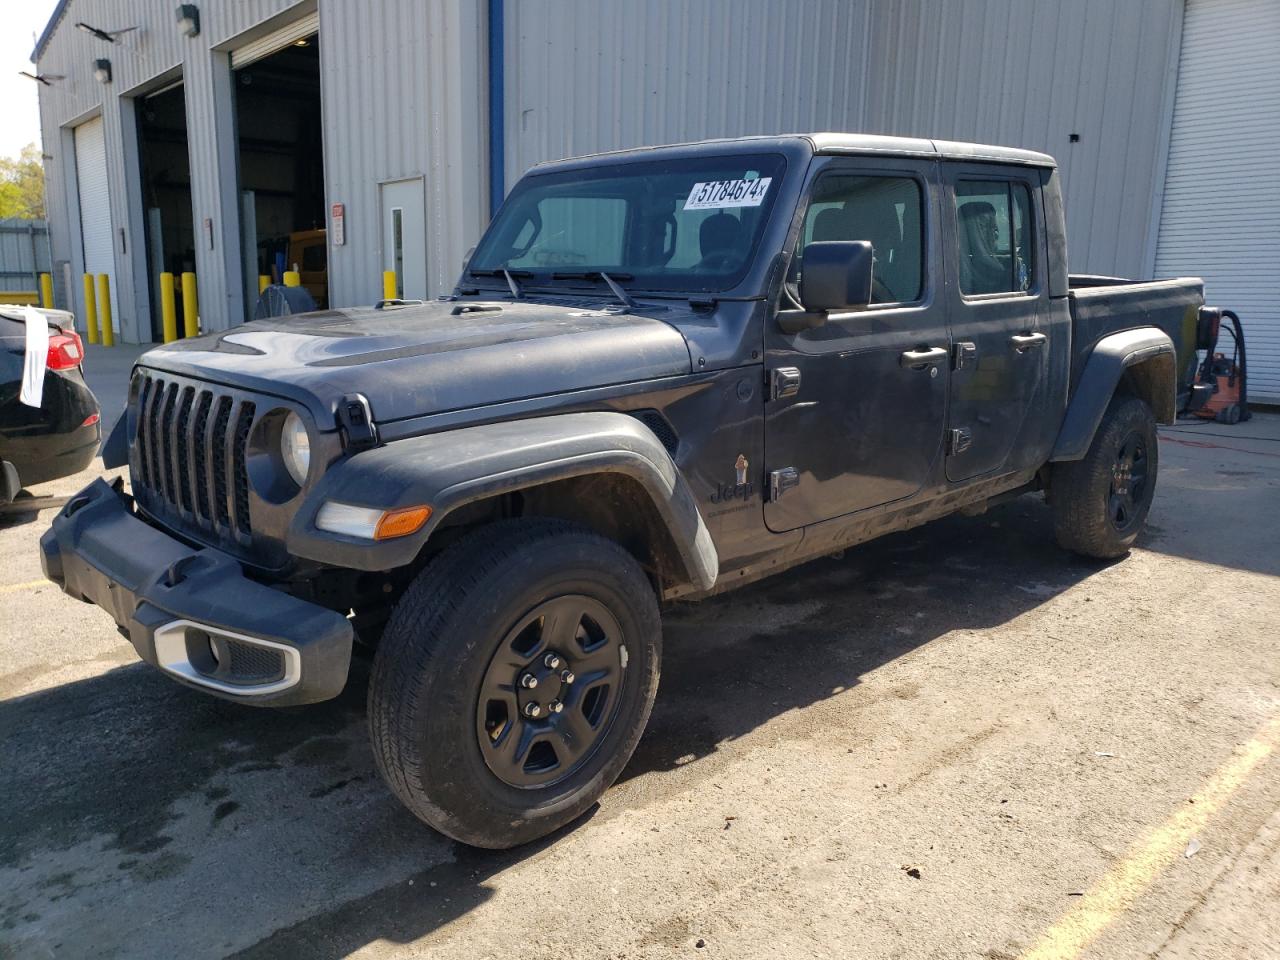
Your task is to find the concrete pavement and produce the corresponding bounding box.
[1,407,1277,959]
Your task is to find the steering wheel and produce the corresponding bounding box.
[697,252,738,272]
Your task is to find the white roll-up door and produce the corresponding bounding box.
[73,117,119,334]
[231,12,320,68]
[1154,0,1280,403]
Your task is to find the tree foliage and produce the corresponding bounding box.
[0,143,46,220]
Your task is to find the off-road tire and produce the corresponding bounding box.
[368,519,661,848]
[1051,394,1158,559]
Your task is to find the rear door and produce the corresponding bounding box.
[764,156,950,532]
[941,166,1049,481]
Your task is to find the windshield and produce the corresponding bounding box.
[468,153,788,293]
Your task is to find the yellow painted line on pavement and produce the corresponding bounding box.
[0,579,49,595]
[1021,710,1280,960]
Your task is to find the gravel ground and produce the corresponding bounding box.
[2,350,1277,959]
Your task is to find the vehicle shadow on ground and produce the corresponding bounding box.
[0,497,1108,959]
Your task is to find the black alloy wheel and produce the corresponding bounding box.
[1107,430,1149,532]
[477,595,625,788]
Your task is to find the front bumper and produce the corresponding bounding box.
[40,478,353,706]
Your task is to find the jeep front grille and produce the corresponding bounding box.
[134,372,256,544]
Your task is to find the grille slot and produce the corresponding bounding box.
[175,386,195,513]
[211,396,232,529]
[231,402,255,536]
[132,372,258,546]
[224,639,286,685]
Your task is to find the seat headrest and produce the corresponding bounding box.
[959,200,997,222]
[699,212,740,256]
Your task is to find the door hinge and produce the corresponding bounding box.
[770,366,801,400]
[947,427,972,456]
[768,467,800,501]
[953,341,977,371]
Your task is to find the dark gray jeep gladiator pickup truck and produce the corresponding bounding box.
[41,134,1221,848]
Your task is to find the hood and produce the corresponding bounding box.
[138,299,692,426]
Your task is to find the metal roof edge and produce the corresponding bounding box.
[33,0,74,61]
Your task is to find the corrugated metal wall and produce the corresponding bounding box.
[0,220,52,294]
[1154,0,1280,403]
[320,0,486,306]
[36,0,486,341]
[36,0,1187,343]
[504,0,1184,278]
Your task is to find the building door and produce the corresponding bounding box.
[941,167,1049,482]
[74,117,118,335]
[1154,0,1280,403]
[764,158,949,533]
[381,178,427,300]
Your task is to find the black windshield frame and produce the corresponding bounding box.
[468,153,789,296]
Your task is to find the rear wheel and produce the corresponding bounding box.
[1051,395,1158,559]
[368,519,661,848]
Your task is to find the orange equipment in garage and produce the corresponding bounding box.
[1193,309,1249,424]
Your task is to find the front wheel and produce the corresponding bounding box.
[368,519,661,848]
[1051,394,1159,559]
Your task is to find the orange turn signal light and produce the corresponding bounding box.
[373,505,432,540]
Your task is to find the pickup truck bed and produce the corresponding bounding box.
[1068,274,1202,411]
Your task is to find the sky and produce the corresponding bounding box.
[0,0,61,160]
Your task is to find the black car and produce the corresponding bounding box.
[1,307,100,504]
[43,134,1217,848]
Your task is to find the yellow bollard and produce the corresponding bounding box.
[160,272,178,343]
[96,274,114,346]
[82,274,99,344]
[181,272,199,338]
[258,275,270,294]
[282,270,300,287]
[39,273,54,309]
[382,271,397,300]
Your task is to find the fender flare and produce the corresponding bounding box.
[287,411,719,592]
[1050,327,1176,462]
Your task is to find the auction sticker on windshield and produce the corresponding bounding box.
[684,177,773,210]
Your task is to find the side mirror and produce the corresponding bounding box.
[800,240,874,313]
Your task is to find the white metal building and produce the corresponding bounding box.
[32,0,1280,400]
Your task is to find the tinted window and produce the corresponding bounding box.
[469,153,787,293]
[795,174,923,304]
[955,180,1033,295]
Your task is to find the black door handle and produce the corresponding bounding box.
[899,346,948,369]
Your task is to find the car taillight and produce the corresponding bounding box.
[47,331,84,370]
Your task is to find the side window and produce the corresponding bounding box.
[955,180,1033,295]
[796,174,924,304]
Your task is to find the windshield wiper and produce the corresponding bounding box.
[550,271,637,310]
[467,267,532,299]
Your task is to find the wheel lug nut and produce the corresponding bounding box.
[544,653,562,670]
[524,702,542,718]
[548,700,564,714]
[560,669,575,684]
[520,673,538,689]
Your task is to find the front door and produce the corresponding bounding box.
[380,177,427,299]
[941,167,1048,481]
[764,158,950,533]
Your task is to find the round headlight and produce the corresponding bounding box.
[280,411,311,487]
